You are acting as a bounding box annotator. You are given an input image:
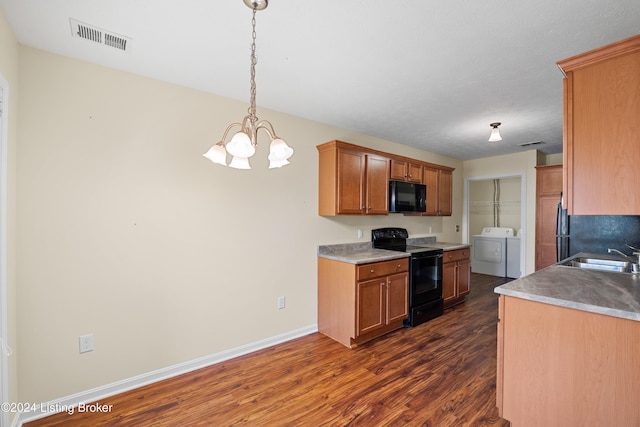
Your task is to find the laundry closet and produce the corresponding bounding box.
[469,177,522,278]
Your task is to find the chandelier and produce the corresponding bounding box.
[203,0,293,169]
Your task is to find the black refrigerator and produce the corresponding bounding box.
[556,203,640,262]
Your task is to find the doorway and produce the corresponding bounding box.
[464,173,526,278]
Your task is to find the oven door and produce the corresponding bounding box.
[410,252,443,307]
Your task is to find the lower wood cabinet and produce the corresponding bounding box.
[318,257,409,348]
[497,295,640,425]
[442,248,470,308]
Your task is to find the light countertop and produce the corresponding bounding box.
[495,253,640,322]
[318,239,469,264]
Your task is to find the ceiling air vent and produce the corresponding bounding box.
[518,141,545,147]
[69,19,131,52]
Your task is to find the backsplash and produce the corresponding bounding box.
[569,215,640,256]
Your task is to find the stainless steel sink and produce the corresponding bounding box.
[562,257,632,273]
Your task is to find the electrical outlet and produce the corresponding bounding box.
[79,334,94,353]
[357,229,363,239]
[455,225,460,232]
[277,296,286,310]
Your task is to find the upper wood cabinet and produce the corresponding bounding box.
[317,140,455,217]
[535,165,563,270]
[390,159,423,183]
[423,166,453,216]
[317,141,389,216]
[557,34,640,215]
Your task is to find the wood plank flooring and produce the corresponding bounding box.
[26,273,512,426]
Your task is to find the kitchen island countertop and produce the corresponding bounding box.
[495,253,640,322]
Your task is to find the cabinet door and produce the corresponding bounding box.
[365,155,390,214]
[356,278,385,336]
[423,167,453,216]
[438,170,453,216]
[423,167,439,215]
[457,259,471,297]
[565,47,640,214]
[336,149,365,214]
[390,159,422,183]
[390,159,407,181]
[442,261,457,304]
[536,195,561,269]
[407,163,423,183]
[386,272,408,323]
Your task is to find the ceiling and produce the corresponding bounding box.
[1,0,639,161]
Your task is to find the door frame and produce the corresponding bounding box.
[0,73,10,427]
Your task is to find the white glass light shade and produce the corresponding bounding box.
[269,158,290,169]
[488,127,502,142]
[268,138,294,168]
[226,132,256,158]
[229,156,251,170]
[202,143,227,165]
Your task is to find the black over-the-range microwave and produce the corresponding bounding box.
[388,180,427,213]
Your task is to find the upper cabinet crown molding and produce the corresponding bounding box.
[557,34,640,74]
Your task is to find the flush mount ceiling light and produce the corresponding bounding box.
[488,122,502,142]
[203,0,293,169]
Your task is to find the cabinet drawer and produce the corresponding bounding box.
[357,258,409,281]
[444,248,470,263]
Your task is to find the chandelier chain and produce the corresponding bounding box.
[248,7,258,121]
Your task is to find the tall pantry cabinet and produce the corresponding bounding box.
[535,165,562,270]
[557,34,640,215]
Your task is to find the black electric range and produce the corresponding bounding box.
[372,228,444,326]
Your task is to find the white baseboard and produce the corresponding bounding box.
[14,324,318,427]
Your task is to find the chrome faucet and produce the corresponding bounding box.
[607,248,629,258]
[607,247,640,273]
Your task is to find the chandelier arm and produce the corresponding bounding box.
[218,122,244,143]
[254,120,278,140]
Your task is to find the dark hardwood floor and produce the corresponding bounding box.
[27,273,513,426]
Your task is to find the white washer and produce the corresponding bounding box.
[506,235,521,278]
[471,227,514,277]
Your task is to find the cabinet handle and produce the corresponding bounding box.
[397,264,401,269]
[370,269,375,273]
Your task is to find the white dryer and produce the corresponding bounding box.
[471,227,514,277]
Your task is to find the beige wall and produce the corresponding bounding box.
[15,46,464,403]
[0,8,19,421]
